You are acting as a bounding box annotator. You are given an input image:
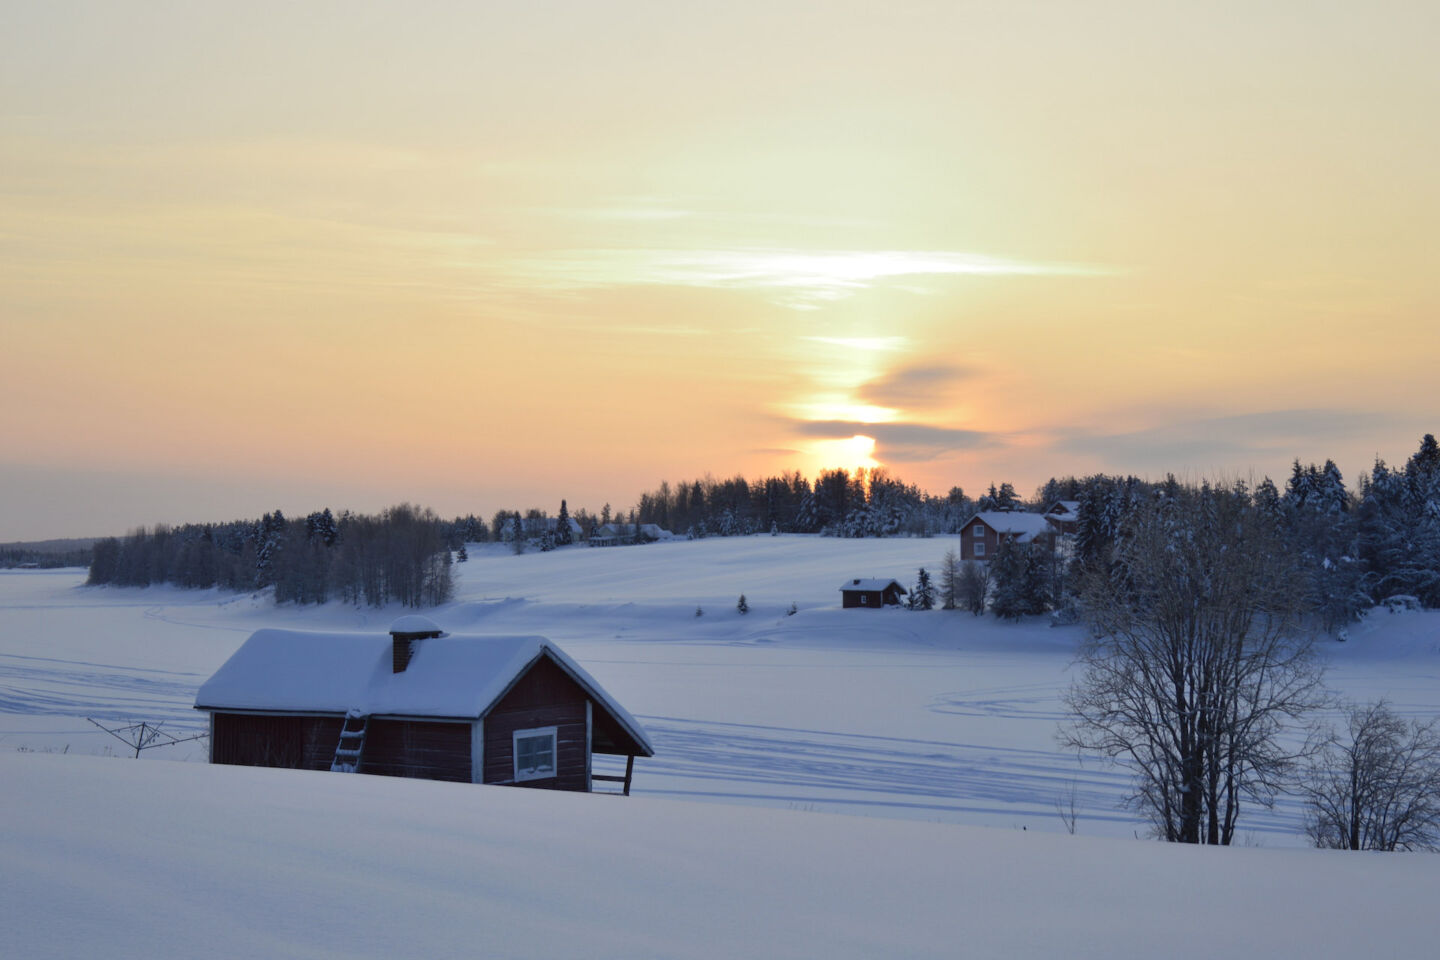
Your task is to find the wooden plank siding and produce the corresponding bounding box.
[483,654,590,791]
[211,713,342,771]
[362,719,472,782]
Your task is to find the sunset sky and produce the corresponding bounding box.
[3,2,1438,540]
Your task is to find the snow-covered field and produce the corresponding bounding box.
[2,535,1438,957]
[7,751,1438,960]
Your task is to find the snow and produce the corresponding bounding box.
[3,752,1437,960]
[1,536,1439,955]
[196,629,654,752]
[4,540,1439,836]
[388,613,443,634]
[839,577,906,592]
[968,511,1056,540]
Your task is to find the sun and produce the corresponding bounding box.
[808,434,881,476]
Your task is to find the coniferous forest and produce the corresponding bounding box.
[80,434,1440,620]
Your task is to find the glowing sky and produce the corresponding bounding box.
[3,2,1438,539]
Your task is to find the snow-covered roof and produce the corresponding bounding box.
[195,629,653,755]
[838,578,907,593]
[389,614,442,635]
[965,512,1055,542]
[1045,500,1081,517]
[596,523,673,538]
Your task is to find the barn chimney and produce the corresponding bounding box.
[389,615,444,673]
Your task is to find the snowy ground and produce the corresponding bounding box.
[3,536,1439,957]
[5,752,1438,960]
[4,535,1438,842]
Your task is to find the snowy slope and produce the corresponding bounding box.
[3,752,1436,960]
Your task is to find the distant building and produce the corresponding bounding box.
[521,516,584,542]
[959,512,1057,562]
[1042,500,1082,536]
[839,578,908,608]
[589,523,674,546]
[194,616,654,795]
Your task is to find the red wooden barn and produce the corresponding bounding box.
[194,616,653,794]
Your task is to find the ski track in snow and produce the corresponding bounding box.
[928,683,1070,721]
[0,653,208,727]
[633,714,1127,816]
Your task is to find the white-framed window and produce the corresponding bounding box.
[513,725,558,781]
[973,524,986,537]
[974,541,986,558]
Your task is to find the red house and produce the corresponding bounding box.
[958,512,1057,562]
[839,578,908,608]
[194,617,653,795]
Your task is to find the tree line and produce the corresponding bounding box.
[87,504,454,608]
[628,469,985,538]
[870,434,1440,849]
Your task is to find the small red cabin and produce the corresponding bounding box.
[839,578,908,608]
[194,617,653,794]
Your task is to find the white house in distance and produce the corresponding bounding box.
[589,523,674,546]
[958,511,1059,562]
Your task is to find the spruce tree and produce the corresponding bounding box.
[737,594,749,614]
[556,500,573,546]
[911,567,935,610]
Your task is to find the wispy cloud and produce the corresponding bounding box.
[859,363,983,410]
[500,248,1113,308]
[794,419,1000,462]
[1056,409,1426,476]
[802,336,908,352]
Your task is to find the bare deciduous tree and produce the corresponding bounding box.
[1061,484,1326,844]
[1304,700,1440,851]
[957,560,990,616]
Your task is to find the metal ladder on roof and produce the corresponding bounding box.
[330,709,368,773]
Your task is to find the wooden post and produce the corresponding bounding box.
[623,754,634,796]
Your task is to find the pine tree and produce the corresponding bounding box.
[989,539,1049,620]
[911,567,935,610]
[556,500,573,546]
[737,594,749,614]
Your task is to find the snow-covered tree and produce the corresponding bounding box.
[988,539,1048,620]
[556,500,573,546]
[909,567,935,610]
[1064,484,1323,844]
[938,550,961,610]
[957,560,989,615]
